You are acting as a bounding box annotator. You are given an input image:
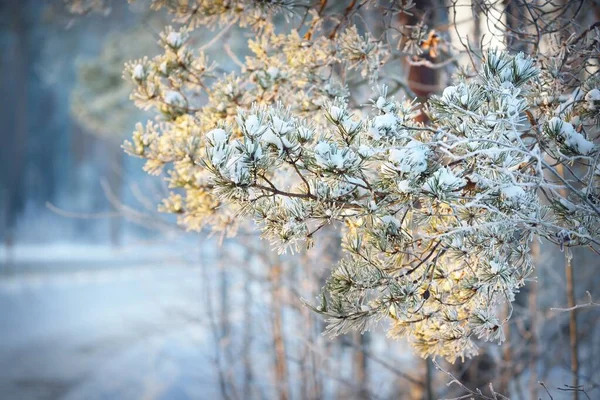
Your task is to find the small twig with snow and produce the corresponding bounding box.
[551,291,600,312]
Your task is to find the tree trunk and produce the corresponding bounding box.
[353,331,369,399]
[424,358,434,400]
[556,163,579,400]
[565,250,579,400]
[2,0,29,259]
[528,240,539,400]
[500,304,512,395]
[107,142,123,247]
[269,259,289,400]
[243,263,254,397]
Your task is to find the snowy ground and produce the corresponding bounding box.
[0,242,414,400]
[3,243,583,400]
[0,243,228,400]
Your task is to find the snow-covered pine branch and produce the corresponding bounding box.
[120,1,600,361]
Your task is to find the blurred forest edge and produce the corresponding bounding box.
[1,0,156,248]
[0,0,598,399]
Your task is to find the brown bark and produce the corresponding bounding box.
[424,358,434,400]
[528,241,539,400]
[500,304,512,395]
[269,260,289,400]
[565,251,579,400]
[556,163,579,400]
[353,331,369,399]
[399,0,440,120]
